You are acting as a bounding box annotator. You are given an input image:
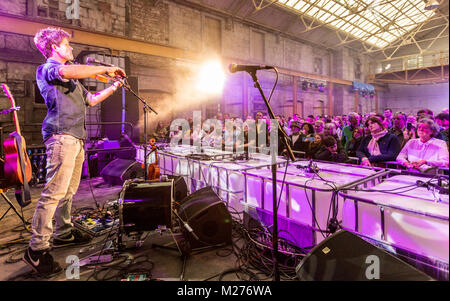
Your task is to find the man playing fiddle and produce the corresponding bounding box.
[23,27,126,276]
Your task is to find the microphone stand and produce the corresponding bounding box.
[246,68,295,281]
[120,79,158,181]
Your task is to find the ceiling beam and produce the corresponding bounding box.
[0,12,352,87]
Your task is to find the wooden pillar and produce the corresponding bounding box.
[293,76,298,115]
[354,90,359,113]
[327,82,333,116]
[375,90,379,114]
[242,72,248,119]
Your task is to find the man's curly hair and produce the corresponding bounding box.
[34,27,71,59]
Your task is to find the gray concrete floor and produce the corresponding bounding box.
[0,177,247,281]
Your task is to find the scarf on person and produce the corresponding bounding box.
[367,129,388,156]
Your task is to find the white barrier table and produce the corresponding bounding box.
[242,161,384,245]
[339,174,449,270]
[151,146,287,214]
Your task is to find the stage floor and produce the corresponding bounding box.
[0,177,252,281]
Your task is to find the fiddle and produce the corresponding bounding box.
[147,138,160,181]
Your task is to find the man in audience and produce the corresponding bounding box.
[283,120,304,158]
[384,108,393,128]
[333,116,344,140]
[407,114,417,125]
[306,115,315,124]
[341,112,360,150]
[389,112,408,148]
[357,116,401,167]
[417,109,434,118]
[435,112,449,143]
[314,120,325,134]
[255,111,268,151]
[397,118,449,172]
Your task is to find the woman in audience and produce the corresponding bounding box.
[346,126,364,157]
[301,122,315,138]
[315,136,348,163]
[357,116,401,167]
[396,118,449,172]
[307,133,324,159]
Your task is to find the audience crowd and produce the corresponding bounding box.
[152,107,449,174]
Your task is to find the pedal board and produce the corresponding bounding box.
[72,210,118,237]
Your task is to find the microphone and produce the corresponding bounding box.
[86,57,116,67]
[229,63,274,73]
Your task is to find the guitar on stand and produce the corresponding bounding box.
[1,83,32,207]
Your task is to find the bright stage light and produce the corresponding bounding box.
[195,60,225,95]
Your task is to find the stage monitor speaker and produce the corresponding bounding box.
[177,187,232,250]
[100,159,143,186]
[295,230,433,281]
[167,175,188,204]
[119,180,173,234]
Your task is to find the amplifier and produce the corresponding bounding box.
[119,180,173,235]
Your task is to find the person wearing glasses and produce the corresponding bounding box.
[396,118,449,173]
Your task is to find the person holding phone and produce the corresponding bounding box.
[307,133,324,159]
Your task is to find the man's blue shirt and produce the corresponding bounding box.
[36,59,89,142]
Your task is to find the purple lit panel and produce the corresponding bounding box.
[246,176,263,209]
[288,186,313,227]
[263,180,287,217]
[342,199,356,230]
[385,208,449,262]
[357,202,384,240]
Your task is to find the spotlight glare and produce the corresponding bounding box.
[195,60,225,95]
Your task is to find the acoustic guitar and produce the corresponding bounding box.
[2,84,32,206]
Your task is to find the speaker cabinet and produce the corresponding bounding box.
[177,187,232,250]
[119,180,173,234]
[167,175,188,204]
[295,230,433,281]
[100,159,143,186]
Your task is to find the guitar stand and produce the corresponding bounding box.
[0,190,29,229]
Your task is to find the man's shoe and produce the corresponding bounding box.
[53,228,92,248]
[22,247,62,277]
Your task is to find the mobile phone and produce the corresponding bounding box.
[302,137,315,142]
